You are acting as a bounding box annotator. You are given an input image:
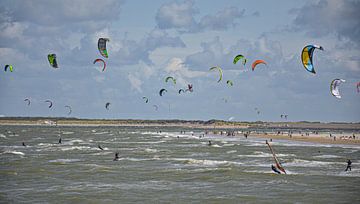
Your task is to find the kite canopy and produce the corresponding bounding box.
[159,88,167,96]
[165,76,176,84]
[301,45,323,74]
[64,105,72,115]
[142,96,149,103]
[45,100,53,108]
[4,65,13,72]
[233,55,247,66]
[98,38,109,58]
[209,66,223,82]
[93,59,106,72]
[186,84,193,92]
[24,98,30,106]
[178,89,185,94]
[153,105,158,111]
[105,102,111,110]
[330,79,345,99]
[356,82,360,93]
[226,80,233,87]
[47,54,58,68]
[251,60,267,71]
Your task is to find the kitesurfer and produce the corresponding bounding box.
[22,142,26,147]
[98,144,104,150]
[345,159,352,171]
[113,152,120,161]
[208,141,212,146]
[271,165,281,174]
[58,138,62,144]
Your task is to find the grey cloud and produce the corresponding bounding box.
[291,0,360,47]
[156,1,245,33]
[0,0,124,27]
[156,0,197,30]
[198,7,245,31]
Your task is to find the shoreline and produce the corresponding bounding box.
[249,133,360,146]
[1,118,360,146]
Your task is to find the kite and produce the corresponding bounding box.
[64,105,72,115]
[4,65,13,72]
[24,98,30,106]
[47,54,58,68]
[209,66,223,82]
[93,59,106,72]
[233,55,247,66]
[45,100,53,108]
[159,88,167,96]
[301,45,323,74]
[251,60,267,71]
[226,80,233,87]
[98,38,110,58]
[105,102,111,110]
[165,76,176,85]
[330,79,345,99]
[142,96,149,103]
[186,84,193,92]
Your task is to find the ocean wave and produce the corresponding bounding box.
[285,159,343,167]
[313,155,341,159]
[48,158,81,164]
[1,150,25,156]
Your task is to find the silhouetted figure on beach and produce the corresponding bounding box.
[345,159,352,171]
[98,144,104,150]
[113,152,120,161]
[58,138,62,144]
[22,142,26,147]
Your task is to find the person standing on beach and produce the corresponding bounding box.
[345,159,352,171]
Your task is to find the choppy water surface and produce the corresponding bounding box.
[1,126,359,203]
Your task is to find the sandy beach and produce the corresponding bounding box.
[1,117,359,145]
[249,132,360,145]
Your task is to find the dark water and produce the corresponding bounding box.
[0,126,359,203]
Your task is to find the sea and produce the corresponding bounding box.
[0,125,359,203]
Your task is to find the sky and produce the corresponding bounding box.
[0,0,359,122]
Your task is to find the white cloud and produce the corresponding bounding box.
[127,73,143,93]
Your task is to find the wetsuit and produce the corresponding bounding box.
[345,160,352,171]
[271,165,281,174]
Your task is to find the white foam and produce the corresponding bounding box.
[1,150,25,156]
[286,159,343,167]
[313,155,341,159]
[61,131,74,135]
[49,159,81,163]
[0,134,7,138]
[144,148,158,153]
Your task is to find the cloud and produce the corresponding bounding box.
[127,73,143,93]
[164,57,206,85]
[0,0,124,27]
[198,7,245,31]
[156,0,245,33]
[291,0,360,47]
[156,0,197,30]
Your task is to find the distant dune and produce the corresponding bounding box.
[0,117,359,130]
